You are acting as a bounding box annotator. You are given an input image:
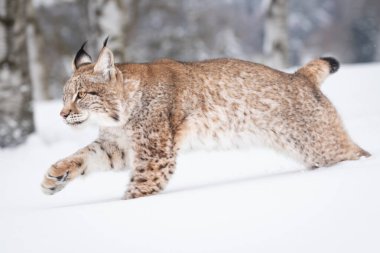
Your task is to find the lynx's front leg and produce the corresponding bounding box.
[41,139,127,195]
[125,120,176,199]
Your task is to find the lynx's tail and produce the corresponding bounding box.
[295,57,340,87]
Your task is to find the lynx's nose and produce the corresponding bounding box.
[60,108,71,118]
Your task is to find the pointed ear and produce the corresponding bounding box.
[72,41,92,71]
[93,46,116,80]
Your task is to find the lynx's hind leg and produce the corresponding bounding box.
[308,144,371,169]
[275,113,371,169]
[285,58,371,168]
[271,127,370,169]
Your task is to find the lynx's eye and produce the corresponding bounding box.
[77,91,86,99]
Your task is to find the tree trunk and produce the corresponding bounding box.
[263,0,289,69]
[0,0,34,148]
[83,0,133,62]
[26,0,50,100]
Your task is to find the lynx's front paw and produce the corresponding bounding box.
[41,157,84,195]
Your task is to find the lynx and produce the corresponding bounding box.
[41,39,370,199]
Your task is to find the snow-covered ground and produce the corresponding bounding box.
[0,63,379,253]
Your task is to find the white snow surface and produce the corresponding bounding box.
[1,63,379,253]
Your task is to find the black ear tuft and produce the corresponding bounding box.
[80,41,87,51]
[74,41,92,70]
[103,36,109,48]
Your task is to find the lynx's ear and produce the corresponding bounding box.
[72,41,92,71]
[94,37,116,80]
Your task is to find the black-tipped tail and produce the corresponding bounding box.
[295,57,340,87]
[320,57,340,74]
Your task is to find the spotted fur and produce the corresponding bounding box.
[41,43,371,199]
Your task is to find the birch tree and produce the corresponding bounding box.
[27,0,50,100]
[82,0,136,62]
[262,0,289,68]
[0,0,34,147]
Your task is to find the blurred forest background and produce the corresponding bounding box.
[0,0,379,147]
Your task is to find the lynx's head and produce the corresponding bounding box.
[60,38,128,127]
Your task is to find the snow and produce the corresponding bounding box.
[1,63,379,253]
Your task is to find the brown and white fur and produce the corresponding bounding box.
[41,40,371,199]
